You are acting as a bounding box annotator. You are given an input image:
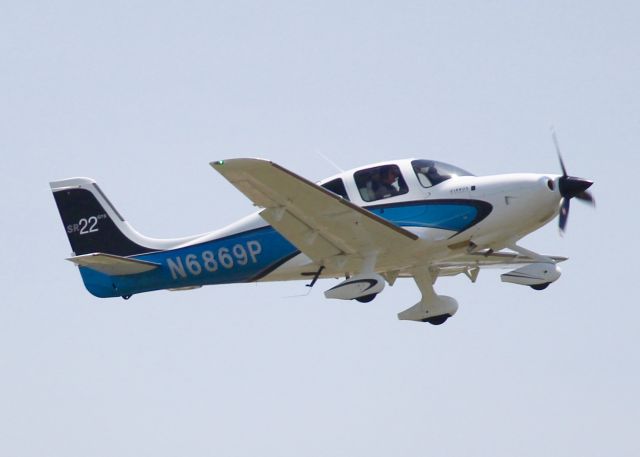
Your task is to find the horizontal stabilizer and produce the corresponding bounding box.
[67,253,161,276]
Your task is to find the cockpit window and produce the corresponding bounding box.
[321,178,349,200]
[412,160,474,188]
[354,164,409,202]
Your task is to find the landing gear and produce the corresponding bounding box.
[397,267,459,324]
[355,294,377,303]
[122,295,131,300]
[530,282,551,291]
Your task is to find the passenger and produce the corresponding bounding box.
[374,167,400,199]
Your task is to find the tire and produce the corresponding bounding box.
[424,314,450,325]
[530,282,551,291]
[355,294,377,303]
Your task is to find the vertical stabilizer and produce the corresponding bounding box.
[50,178,154,256]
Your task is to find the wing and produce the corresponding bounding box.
[429,249,567,278]
[211,158,418,272]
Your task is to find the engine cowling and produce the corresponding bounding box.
[324,273,385,300]
[501,262,561,286]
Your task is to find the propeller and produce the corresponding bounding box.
[551,128,595,234]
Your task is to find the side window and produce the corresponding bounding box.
[354,165,408,202]
[321,178,350,200]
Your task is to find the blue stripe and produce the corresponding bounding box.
[368,202,480,231]
[79,200,488,298]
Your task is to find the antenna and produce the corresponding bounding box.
[315,150,344,173]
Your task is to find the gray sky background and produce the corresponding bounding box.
[1,1,639,456]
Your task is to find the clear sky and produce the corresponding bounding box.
[1,1,639,456]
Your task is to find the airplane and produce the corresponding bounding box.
[50,142,594,325]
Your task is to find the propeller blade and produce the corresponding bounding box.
[576,190,595,206]
[551,129,595,235]
[551,127,568,177]
[559,198,570,234]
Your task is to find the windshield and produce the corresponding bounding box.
[412,159,474,188]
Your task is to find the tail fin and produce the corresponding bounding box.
[50,178,155,256]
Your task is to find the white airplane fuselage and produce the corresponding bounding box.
[51,156,591,324]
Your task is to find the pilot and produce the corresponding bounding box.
[426,165,449,185]
[374,167,400,199]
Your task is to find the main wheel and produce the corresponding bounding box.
[424,314,450,325]
[355,294,377,303]
[530,282,551,291]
